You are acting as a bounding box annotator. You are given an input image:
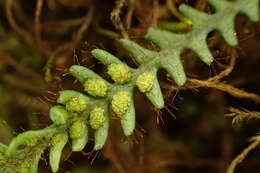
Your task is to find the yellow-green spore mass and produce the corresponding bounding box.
[25,137,38,147]
[136,72,155,92]
[89,107,106,129]
[111,91,130,117]
[66,97,87,112]
[107,63,131,84]
[0,153,6,165]
[51,133,64,146]
[70,120,86,139]
[84,79,107,97]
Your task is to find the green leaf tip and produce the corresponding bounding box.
[145,27,177,49]
[120,94,135,136]
[145,77,165,109]
[70,120,88,151]
[7,128,56,156]
[179,4,211,28]
[207,0,260,22]
[50,133,68,173]
[162,54,187,86]
[57,90,89,104]
[93,105,109,150]
[207,0,232,12]
[119,38,156,64]
[238,0,259,22]
[50,105,69,125]
[71,131,88,152]
[91,48,122,65]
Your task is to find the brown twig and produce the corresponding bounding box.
[104,138,126,173]
[209,55,236,81]
[1,74,45,93]
[44,5,95,77]
[226,135,260,173]
[166,77,260,104]
[0,54,45,83]
[13,92,50,111]
[151,0,160,27]
[209,47,238,82]
[6,0,34,45]
[166,0,191,24]
[155,158,217,168]
[166,0,184,21]
[125,0,136,29]
[34,0,52,56]
[195,0,207,11]
[44,45,68,82]
[73,6,95,44]
[111,0,129,38]
[185,79,260,103]
[95,24,121,39]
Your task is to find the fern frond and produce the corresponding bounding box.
[0,0,259,172]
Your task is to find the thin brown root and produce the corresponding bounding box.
[0,54,43,81]
[6,0,34,45]
[125,0,136,29]
[34,0,52,56]
[111,0,129,38]
[195,0,207,11]
[186,79,260,103]
[166,0,192,25]
[44,45,67,82]
[209,53,236,82]
[95,24,121,39]
[104,137,126,173]
[73,6,94,44]
[166,0,187,23]
[151,0,160,27]
[226,136,260,173]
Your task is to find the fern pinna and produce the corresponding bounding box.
[0,0,259,172]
